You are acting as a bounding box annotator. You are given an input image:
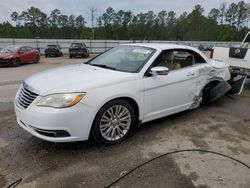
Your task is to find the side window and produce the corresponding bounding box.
[243,32,250,43]
[173,50,194,69]
[26,47,33,52]
[19,47,27,53]
[173,50,206,68]
[151,49,206,71]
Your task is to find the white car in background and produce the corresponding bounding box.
[14,44,245,145]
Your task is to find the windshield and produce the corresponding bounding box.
[71,43,83,48]
[89,46,155,73]
[47,45,57,48]
[0,46,19,53]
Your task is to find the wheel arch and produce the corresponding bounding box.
[201,77,230,104]
[15,57,21,63]
[91,96,141,129]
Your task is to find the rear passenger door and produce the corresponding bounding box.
[26,46,36,62]
[18,47,29,64]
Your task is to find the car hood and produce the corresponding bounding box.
[25,64,138,95]
[0,53,15,58]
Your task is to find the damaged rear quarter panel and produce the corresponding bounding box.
[190,62,231,108]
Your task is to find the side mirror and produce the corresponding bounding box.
[150,66,169,76]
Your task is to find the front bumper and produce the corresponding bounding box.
[0,58,11,65]
[15,96,96,142]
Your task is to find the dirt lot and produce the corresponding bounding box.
[0,57,250,188]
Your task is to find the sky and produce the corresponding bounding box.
[0,0,248,26]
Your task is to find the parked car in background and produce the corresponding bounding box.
[198,44,214,51]
[14,44,245,144]
[45,44,63,57]
[0,45,40,67]
[69,42,89,58]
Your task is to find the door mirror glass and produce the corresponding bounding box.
[150,66,169,76]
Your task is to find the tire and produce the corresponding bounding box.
[69,55,73,59]
[11,58,20,67]
[34,55,40,64]
[91,99,136,145]
[45,54,48,58]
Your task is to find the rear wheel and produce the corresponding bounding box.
[69,55,73,58]
[34,55,40,64]
[91,99,136,145]
[11,58,20,67]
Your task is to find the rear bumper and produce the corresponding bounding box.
[230,66,250,77]
[69,50,87,56]
[45,51,61,56]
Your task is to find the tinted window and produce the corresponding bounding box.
[26,47,33,51]
[19,47,27,53]
[71,43,83,48]
[47,45,57,48]
[243,33,250,43]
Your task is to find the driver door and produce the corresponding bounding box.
[143,50,198,122]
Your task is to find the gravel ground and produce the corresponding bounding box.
[0,57,249,188]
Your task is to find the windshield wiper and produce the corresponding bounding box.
[91,64,117,70]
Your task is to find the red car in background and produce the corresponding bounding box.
[0,45,40,67]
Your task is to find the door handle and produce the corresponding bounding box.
[187,72,195,76]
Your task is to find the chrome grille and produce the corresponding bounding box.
[17,84,38,109]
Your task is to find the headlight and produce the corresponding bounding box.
[36,93,86,108]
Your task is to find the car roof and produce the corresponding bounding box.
[121,43,196,51]
[120,43,210,62]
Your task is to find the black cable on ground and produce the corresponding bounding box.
[6,178,22,188]
[104,149,250,188]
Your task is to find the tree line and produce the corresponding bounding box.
[0,1,249,41]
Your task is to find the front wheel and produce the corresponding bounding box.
[91,99,136,145]
[11,58,20,67]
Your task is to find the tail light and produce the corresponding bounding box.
[209,50,214,59]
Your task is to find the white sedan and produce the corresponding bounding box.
[14,44,245,144]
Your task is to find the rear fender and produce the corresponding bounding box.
[202,81,232,104]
